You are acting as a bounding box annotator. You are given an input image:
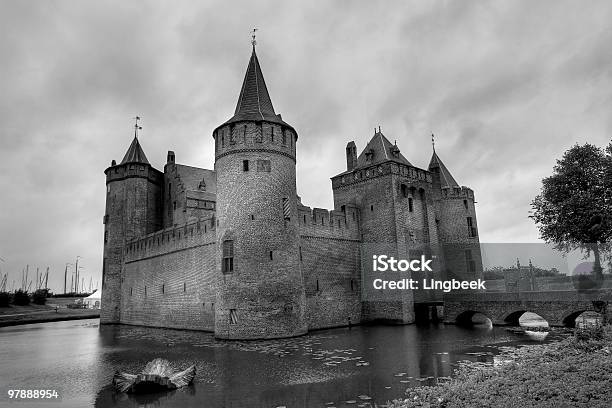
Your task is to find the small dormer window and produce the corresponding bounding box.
[198,178,207,191]
[391,146,400,158]
[365,149,374,162]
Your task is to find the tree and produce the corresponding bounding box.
[531,143,612,279]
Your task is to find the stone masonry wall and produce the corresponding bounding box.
[120,217,217,330]
[298,205,362,329]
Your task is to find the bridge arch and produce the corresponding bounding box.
[455,310,491,327]
[501,310,550,327]
[561,310,603,328]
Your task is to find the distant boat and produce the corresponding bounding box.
[113,358,196,393]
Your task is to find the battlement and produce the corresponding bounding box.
[440,186,474,199]
[124,217,217,263]
[332,162,432,190]
[214,121,297,162]
[297,204,361,240]
[105,162,163,185]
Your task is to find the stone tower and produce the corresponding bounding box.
[212,45,307,339]
[100,136,162,324]
[428,148,483,280]
[332,130,440,323]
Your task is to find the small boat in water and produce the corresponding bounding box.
[113,358,196,393]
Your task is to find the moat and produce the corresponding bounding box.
[0,319,561,408]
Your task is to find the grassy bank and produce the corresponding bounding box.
[390,326,612,408]
[0,303,99,327]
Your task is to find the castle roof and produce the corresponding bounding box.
[120,136,150,165]
[428,150,459,188]
[354,131,412,169]
[217,47,294,132]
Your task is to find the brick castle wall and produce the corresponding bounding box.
[120,217,217,330]
[297,206,362,329]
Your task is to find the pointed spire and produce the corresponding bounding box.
[218,41,294,132]
[121,136,150,165]
[428,149,459,188]
[233,47,275,119]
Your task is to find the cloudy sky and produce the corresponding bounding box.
[1,0,611,292]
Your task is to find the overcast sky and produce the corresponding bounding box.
[1,0,611,292]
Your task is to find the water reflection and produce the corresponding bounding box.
[0,320,562,408]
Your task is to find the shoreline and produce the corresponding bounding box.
[0,308,100,327]
[390,326,612,407]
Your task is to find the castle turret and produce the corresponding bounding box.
[212,44,307,339]
[100,134,162,324]
[428,149,482,280]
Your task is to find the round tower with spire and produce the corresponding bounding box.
[100,124,163,324]
[428,139,482,281]
[212,40,307,339]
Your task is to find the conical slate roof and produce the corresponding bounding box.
[219,47,294,131]
[428,150,459,188]
[120,136,150,165]
[355,131,412,169]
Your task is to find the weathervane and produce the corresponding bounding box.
[431,133,435,152]
[251,28,258,49]
[134,116,142,139]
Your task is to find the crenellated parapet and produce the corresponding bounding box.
[213,121,297,162]
[332,162,432,190]
[105,162,163,185]
[297,204,361,241]
[124,217,216,263]
[440,186,475,200]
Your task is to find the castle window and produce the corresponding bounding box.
[303,214,307,224]
[173,201,177,211]
[222,240,234,273]
[467,217,477,237]
[316,279,319,292]
[144,286,147,297]
[183,282,186,292]
[299,246,303,261]
[282,130,287,145]
[162,284,165,294]
[106,185,110,194]
[269,251,273,260]
[282,197,290,221]
[257,159,271,172]
[408,198,413,212]
[370,205,374,212]
[271,127,274,142]
[243,160,249,171]
[251,214,255,220]
[104,231,108,243]
[229,309,238,324]
[351,279,355,291]
[465,250,476,273]
[463,199,468,209]
[401,184,408,198]
[130,287,132,296]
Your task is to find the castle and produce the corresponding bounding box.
[100,43,483,340]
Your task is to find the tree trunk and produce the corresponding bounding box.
[593,245,603,279]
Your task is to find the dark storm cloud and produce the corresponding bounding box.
[1,0,612,291]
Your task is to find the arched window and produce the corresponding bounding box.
[222,240,234,273]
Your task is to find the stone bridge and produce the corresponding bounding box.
[443,290,612,327]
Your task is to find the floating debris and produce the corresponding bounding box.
[113,358,195,393]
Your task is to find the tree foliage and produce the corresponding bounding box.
[531,143,612,273]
